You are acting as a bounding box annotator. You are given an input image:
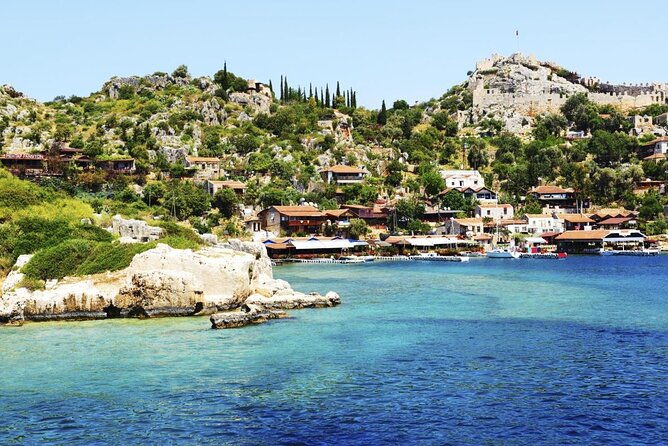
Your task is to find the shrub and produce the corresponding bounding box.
[22,239,96,280]
[77,242,153,276]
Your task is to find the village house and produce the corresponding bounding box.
[439,186,498,204]
[185,156,221,182]
[320,165,368,185]
[341,202,390,228]
[628,115,653,136]
[475,203,514,221]
[561,214,594,231]
[445,217,485,237]
[439,169,485,189]
[204,179,246,196]
[99,158,136,172]
[258,205,325,235]
[590,208,639,223]
[523,213,564,234]
[323,208,355,229]
[641,136,668,161]
[596,216,636,230]
[0,153,45,176]
[528,185,582,213]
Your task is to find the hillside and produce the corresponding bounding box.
[0,56,667,240]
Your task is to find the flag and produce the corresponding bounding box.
[516,30,519,37]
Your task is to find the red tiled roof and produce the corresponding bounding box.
[268,206,324,217]
[597,217,633,225]
[555,230,610,241]
[530,185,574,194]
[321,165,368,174]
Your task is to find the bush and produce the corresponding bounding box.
[77,242,153,276]
[22,239,155,280]
[22,239,97,280]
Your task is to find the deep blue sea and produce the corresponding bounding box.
[1,256,668,445]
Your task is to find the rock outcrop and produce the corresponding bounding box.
[0,241,340,326]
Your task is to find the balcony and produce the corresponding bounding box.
[287,219,322,227]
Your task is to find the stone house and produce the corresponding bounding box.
[185,156,221,182]
[204,179,246,196]
[445,218,485,237]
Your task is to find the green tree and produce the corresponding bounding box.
[639,190,663,220]
[348,218,370,240]
[377,100,387,125]
[441,189,466,211]
[172,64,189,78]
[561,93,599,132]
[212,188,240,218]
[533,113,568,139]
[421,170,445,198]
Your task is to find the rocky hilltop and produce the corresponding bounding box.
[0,241,339,327]
[464,53,668,134]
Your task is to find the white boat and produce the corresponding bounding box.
[486,248,520,259]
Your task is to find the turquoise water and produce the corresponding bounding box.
[1,256,668,445]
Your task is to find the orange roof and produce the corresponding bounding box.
[321,165,368,174]
[473,234,493,240]
[209,180,246,189]
[477,203,512,208]
[268,205,324,217]
[531,185,574,194]
[643,153,666,161]
[324,209,353,218]
[186,156,220,163]
[641,136,668,146]
[594,208,637,218]
[555,230,610,241]
[524,214,556,219]
[454,218,483,226]
[561,214,594,224]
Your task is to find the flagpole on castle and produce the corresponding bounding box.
[515,30,519,53]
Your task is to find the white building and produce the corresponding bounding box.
[523,214,564,234]
[475,203,514,221]
[439,169,485,189]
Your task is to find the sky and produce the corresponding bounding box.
[2,0,666,109]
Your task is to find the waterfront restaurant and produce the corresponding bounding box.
[262,236,368,258]
[555,229,647,254]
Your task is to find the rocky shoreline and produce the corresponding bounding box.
[0,241,340,328]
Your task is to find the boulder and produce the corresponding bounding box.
[209,304,288,329]
[245,290,341,310]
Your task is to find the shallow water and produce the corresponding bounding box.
[1,256,667,445]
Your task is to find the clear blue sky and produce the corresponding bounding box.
[2,0,665,108]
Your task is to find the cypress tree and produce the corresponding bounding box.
[279,75,283,102]
[284,76,289,103]
[377,100,387,125]
[269,79,273,94]
[325,84,330,108]
[352,91,357,108]
[336,81,341,98]
[320,89,324,105]
[309,83,313,98]
[222,61,229,91]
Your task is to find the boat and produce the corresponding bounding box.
[486,248,520,259]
